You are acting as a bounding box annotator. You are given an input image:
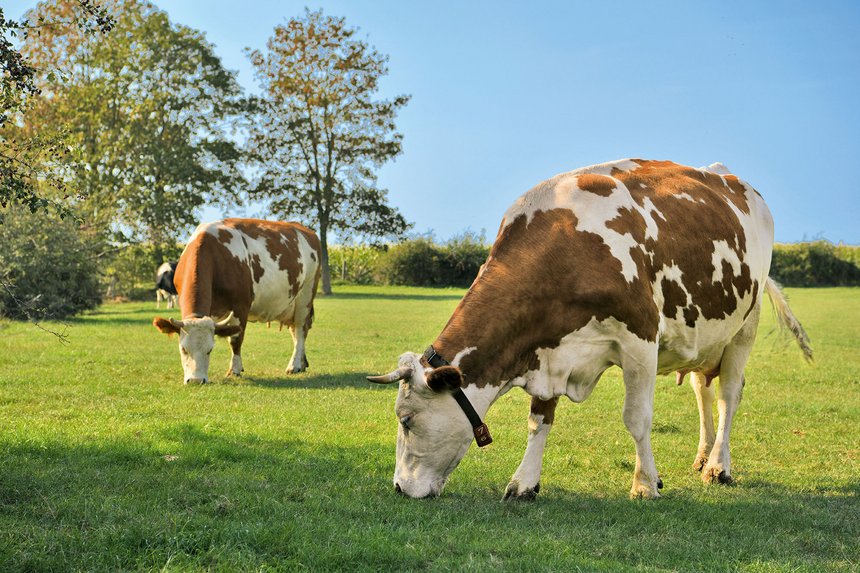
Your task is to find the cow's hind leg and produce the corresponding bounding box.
[690,372,716,471]
[703,304,760,485]
[286,299,314,374]
[621,345,661,499]
[504,396,560,501]
[226,316,248,377]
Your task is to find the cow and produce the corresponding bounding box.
[155,261,179,309]
[368,159,812,500]
[153,218,322,384]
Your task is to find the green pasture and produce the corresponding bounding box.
[1,286,858,571]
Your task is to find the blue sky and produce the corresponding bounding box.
[8,1,860,243]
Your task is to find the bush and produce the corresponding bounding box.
[103,242,184,300]
[375,232,491,287]
[328,244,387,285]
[771,241,860,287]
[0,208,102,320]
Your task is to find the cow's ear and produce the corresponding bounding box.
[214,324,241,338]
[153,317,180,336]
[426,365,463,393]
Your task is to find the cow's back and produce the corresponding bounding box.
[176,219,321,324]
[451,159,773,384]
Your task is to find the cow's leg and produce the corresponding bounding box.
[703,304,760,485]
[156,290,163,309]
[621,346,660,499]
[226,316,248,377]
[286,299,313,374]
[690,372,716,471]
[503,396,560,501]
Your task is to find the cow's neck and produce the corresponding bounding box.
[178,244,215,319]
[432,260,544,402]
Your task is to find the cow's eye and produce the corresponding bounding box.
[400,414,412,429]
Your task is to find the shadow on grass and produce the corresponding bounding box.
[1,426,857,571]
[229,372,392,390]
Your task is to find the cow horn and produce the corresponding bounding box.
[367,367,413,384]
[215,311,236,327]
[169,318,185,329]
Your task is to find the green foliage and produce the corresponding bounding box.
[20,0,247,258]
[247,8,411,293]
[327,243,387,285]
[0,206,100,319]
[0,287,857,570]
[103,241,183,300]
[771,241,860,286]
[339,233,491,288]
[0,2,113,221]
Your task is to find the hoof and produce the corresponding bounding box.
[703,466,734,485]
[502,481,540,502]
[285,366,306,374]
[225,369,242,378]
[630,483,661,500]
[692,455,708,472]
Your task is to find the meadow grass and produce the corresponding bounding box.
[0,286,858,572]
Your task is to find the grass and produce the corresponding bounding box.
[0,285,858,572]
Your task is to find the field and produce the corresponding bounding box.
[1,286,858,572]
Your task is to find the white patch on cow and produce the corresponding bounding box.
[701,162,732,175]
[156,262,173,276]
[390,352,497,498]
[674,192,697,202]
[176,317,216,384]
[568,158,641,176]
[710,239,743,286]
[451,346,477,367]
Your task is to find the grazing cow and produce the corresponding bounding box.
[155,261,179,309]
[369,159,812,500]
[153,218,321,384]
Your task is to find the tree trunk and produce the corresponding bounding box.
[319,225,333,295]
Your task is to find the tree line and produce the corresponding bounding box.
[1,1,410,322]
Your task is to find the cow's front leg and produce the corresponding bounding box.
[689,372,716,471]
[621,350,660,499]
[504,396,559,501]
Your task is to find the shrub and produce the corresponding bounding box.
[770,241,860,287]
[375,233,491,287]
[0,208,102,320]
[103,242,184,300]
[328,244,387,285]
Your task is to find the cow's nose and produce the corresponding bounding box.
[185,378,207,385]
[394,483,403,495]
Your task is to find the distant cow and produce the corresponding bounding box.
[153,218,322,384]
[369,159,812,500]
[155,261,178,309]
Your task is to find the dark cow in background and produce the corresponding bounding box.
[369,159,812,500]
[154,218,322,384]
[155,261,178,309]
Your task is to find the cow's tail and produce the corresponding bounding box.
[763,277,813,362]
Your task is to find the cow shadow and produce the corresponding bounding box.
[225,372,389,391]
[323,291,463,302]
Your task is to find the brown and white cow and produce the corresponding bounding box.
[154,218,321,384]
[369,159,812,500]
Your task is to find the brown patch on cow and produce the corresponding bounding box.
[743,279,759,320]
[661,278,688,322]
[250,254,265,283]
[153,316,180,336]
[218,228,233,244]
[431,160,762,389]
[434,208,660,388]
[530,396,560,426]
[576,173,616,196]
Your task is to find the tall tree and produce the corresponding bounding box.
[0,1,113,222]
[247,9,411,294]
[21,0,247,263]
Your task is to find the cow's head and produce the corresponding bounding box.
[153,312,241,384]
[368,352,474,498]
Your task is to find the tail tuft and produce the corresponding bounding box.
[764,277,813,362]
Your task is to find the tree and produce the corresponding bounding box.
[21,0,247,264]
[247,9,411,294]
[0,1,113,222]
